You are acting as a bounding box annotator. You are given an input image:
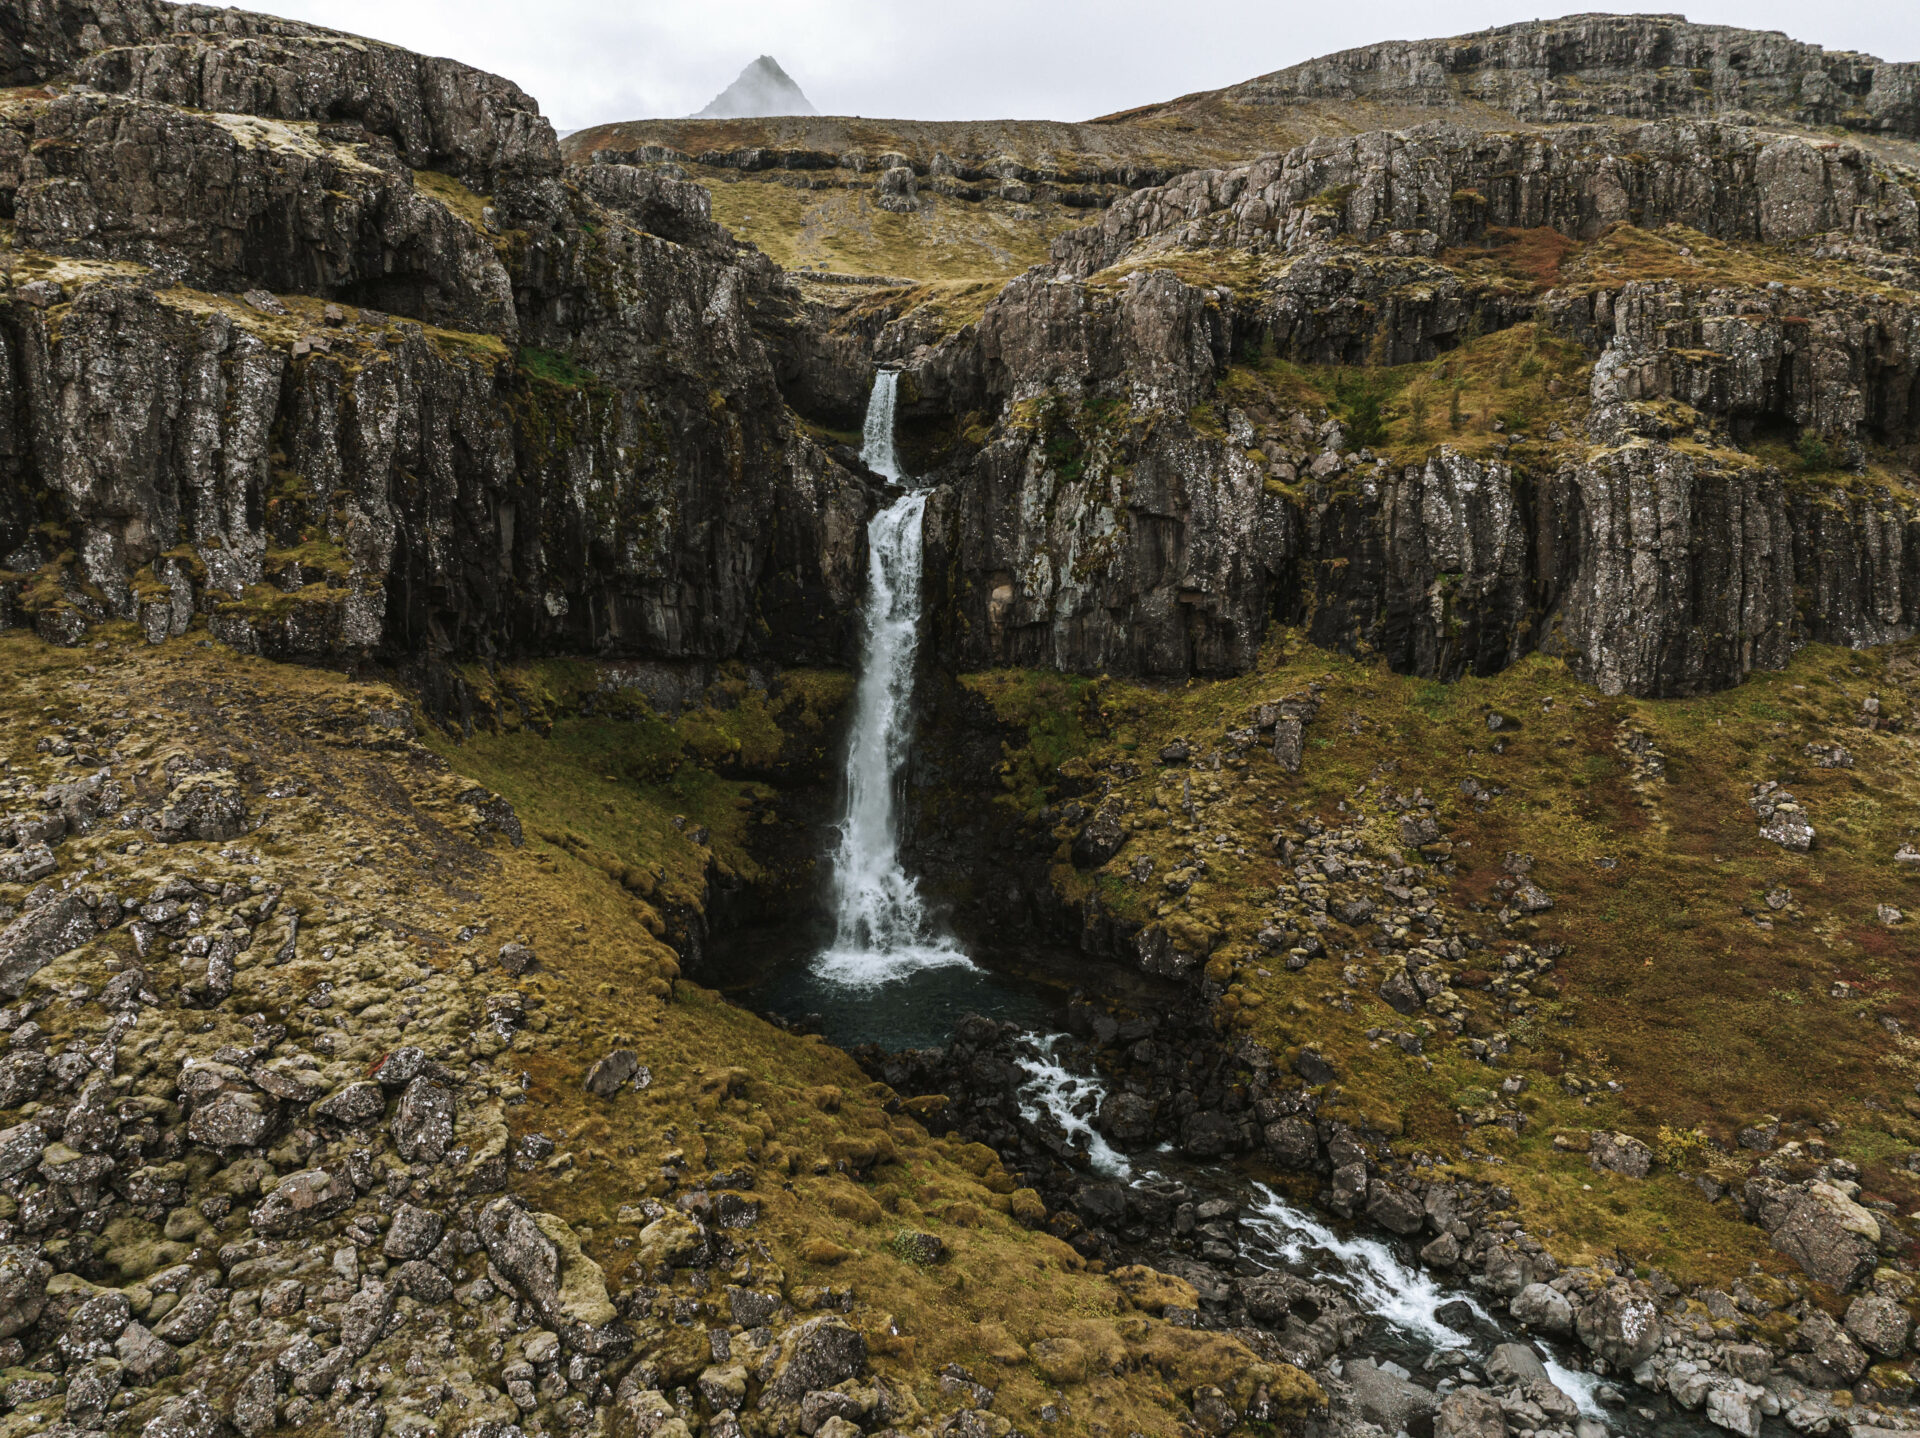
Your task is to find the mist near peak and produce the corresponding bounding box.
[694,55,816,119]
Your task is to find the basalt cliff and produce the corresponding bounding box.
[0,8,1917,1438]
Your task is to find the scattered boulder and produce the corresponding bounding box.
[249,1168,354,1234]
[188,1090,271,1150]
[1589,1130,1653,1178]
[392,1076,454,1162]
[384,1202,444,1261]
[1511,1282,1574,1336]
[0,894,99,998]
[1346,1358,1438,1436]
[584,1048,642,1097]
[497,941,536,975]
[313,1080,386,1126]
[1573,1281,1660,1368]
[1436,1385,1507,1438]
[1844,1292,1912,1357]
[1757,1180,1879,1291]
[1751,784,1814,850]
[759,1316,868,1410]
[477,1198,627,1353]
[0,1245,53,1338]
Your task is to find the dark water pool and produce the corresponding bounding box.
[699,918,1165,1051]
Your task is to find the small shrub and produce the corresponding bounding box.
[1654,1125,1709,1171]
[1408,392,1430,444]
[1795,429,1836,473]
[1333,372,1390,448]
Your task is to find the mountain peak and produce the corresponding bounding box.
[694,55,816,119]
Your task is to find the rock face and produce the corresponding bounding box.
[1199,15,1920,140]
[0,0,876,679]
[908,118,1920,697]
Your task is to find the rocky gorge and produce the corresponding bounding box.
[0,5,1917,1438]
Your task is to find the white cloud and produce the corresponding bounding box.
[236,0,1920,134]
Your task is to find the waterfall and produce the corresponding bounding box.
[815,373,973,988]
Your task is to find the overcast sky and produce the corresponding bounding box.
[236,0,1920,134]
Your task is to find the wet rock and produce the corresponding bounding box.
[1263,1117,1318,1169]
[1364,1181,1424,1236]
[1347,1357,1438,1435]
[1098,1091,1156,1149]
[391,1076,454,1162]
[1179,1110,1240,1158]
[496,941,537,975]
[1511,1282,1574,1336]
[1330,1161,1368,1212]
[1488,1343,1577,1418]
[1436,1385,1507,1438]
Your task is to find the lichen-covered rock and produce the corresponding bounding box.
[1589,1130,1653,1178]
[248,1167,353,1234]
[0,894,98,998]
[1573,1281,1661,1368]
[0,1245,53,1338]
[759,1316,868,1410]
[391,1075,453,1162]
[477,1197,628,1354]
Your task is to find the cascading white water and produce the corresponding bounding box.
[1242,1183,1605,1419]
[815,373,975,988]
[1015,1035,1133,1178]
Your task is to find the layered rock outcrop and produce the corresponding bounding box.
[0,0,877,675]
[1187,14,1920,140]
[903,120,1920,697]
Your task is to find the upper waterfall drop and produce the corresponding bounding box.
[815,373,974,988]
